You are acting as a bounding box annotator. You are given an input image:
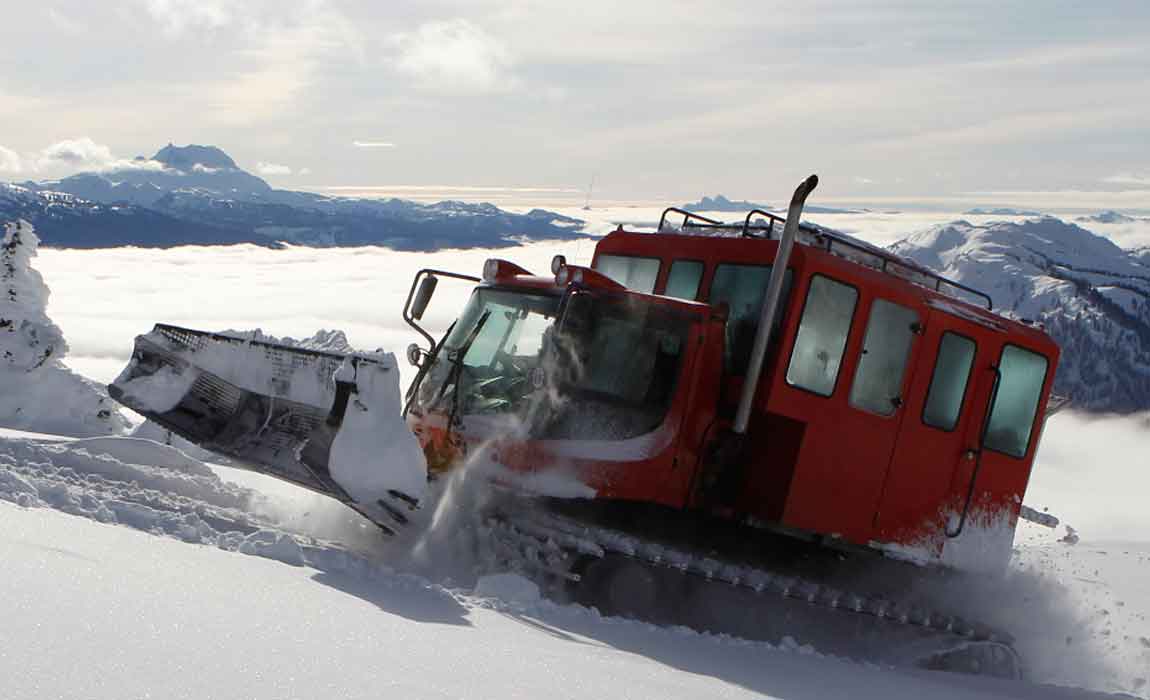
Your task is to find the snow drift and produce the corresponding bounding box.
[0,220,129,436]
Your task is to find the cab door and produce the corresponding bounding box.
[772,283,926,544]
[874,308,1001,545]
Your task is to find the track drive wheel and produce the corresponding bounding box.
[575,554,665,620]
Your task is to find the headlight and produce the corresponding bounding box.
[483,258,500,282]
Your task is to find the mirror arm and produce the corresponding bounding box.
[403,268,480,351]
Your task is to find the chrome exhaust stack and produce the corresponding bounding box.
[733,174,819,435]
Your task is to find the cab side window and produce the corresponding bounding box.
[665,260,704,300]
[849,299,919,416]
[922,332,976,431]
[710,264,792,374]
[984,345,1049,458]
[786,275,858,396]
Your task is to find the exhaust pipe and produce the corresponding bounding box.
[732,174,819,435]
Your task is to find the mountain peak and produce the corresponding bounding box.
[152,144,238,171]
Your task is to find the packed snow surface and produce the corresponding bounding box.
[0,425,1147,699]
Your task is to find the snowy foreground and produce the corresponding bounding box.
[1,429,1147,700]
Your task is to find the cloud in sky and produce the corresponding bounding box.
[140,0,233,36]
[1103,173,1150,187]
[392,19,514,93]
[353,141,396,148]
[35,138,164,174]
[0,145,22,173]
[256,162,293,176]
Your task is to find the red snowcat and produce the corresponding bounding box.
[110,176,1060,678]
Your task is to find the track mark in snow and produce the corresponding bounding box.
[0,435,397,581]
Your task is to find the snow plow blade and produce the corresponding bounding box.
[108,324,425,533]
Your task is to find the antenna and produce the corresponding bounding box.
[583,174,596,211]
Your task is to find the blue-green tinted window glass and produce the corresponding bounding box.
[593,255,660,293]
[849,300,919,416]
[922,333,976,431]
[786,276,858,396]
[710,264,792,374]
[664,260,704,300]
[984,345,1048,458]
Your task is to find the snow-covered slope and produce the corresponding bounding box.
[0,221,129,435]
[0,182,269,247]
[0,427,1145,699]
[890,218,1150,412]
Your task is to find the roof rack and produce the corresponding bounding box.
[658,207,816,238]
[655,207,993,310]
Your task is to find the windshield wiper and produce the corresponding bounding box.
[431,309,491,414]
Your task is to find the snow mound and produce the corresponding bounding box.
[114,363,199,413]
[473,573,542,604]
[219,327,356,354]
[0,220,130,436]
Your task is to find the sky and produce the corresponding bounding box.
[1,1,1150,209]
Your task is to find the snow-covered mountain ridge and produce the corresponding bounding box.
[890,217,1150,412]
[2,144,586,250]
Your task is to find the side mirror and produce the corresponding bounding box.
[411,275,438,320]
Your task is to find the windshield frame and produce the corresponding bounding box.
[410,283,703,442]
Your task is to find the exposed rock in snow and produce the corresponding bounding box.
[0,220,130,436]
[890,217,1150,412]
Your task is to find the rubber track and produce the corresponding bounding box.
[489,509,1021,659]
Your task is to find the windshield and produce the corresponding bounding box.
[414,287,690,441]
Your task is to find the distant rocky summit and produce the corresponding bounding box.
[962,207,1044,216]
[683,194,860,215]
[890,217,1150,413]
[1,144,586,250]
[1075,210,1143,225]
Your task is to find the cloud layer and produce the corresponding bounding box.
[1,2,1148,202]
